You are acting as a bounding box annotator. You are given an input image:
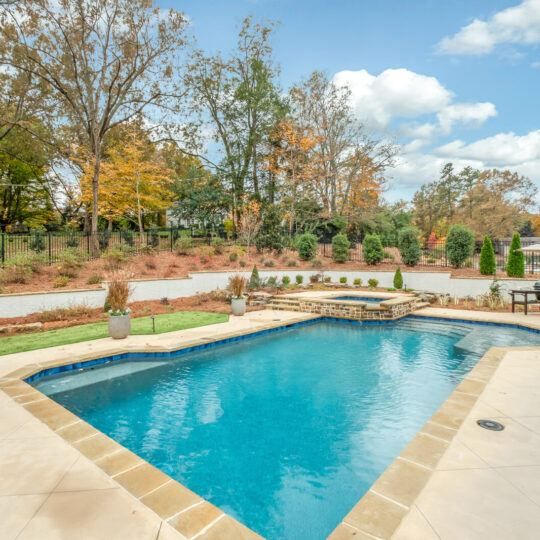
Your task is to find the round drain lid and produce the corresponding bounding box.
[477,419,504,431]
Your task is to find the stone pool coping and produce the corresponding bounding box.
[1,307,539,539]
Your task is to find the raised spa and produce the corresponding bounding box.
[32,317,540,540]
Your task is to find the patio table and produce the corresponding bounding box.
[509,289,540,315]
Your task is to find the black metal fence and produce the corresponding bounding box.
[321,239,540,274]
[0,228,226,267]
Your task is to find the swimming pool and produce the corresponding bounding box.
[32,318,540,540]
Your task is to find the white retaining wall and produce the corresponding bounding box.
[0,270,536,319]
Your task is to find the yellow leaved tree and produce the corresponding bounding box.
[81,134,174,234]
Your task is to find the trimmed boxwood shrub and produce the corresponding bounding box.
[362,234,383,265]
[446,224,475,268]
[479,236,496,275]
[332,234,350,263]
[398,227,421,266]
[297,233,318,261]
[506,232,524,277]
[393,267,403,289]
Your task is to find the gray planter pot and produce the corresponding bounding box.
[108,313,131,339]
[231,297,246,316]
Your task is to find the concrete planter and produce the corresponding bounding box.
[231,297,246,316]
[108,313,131,339]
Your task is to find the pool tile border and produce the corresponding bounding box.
[0,312,538,540]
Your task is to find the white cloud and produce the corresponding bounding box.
[332,69,452,130]
[437,102,497,135]
[437,0,540,55]
[531,61,540,67]
[434,130,540,166]
[332,68,496,139]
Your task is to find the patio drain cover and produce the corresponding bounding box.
[477,419,504,431]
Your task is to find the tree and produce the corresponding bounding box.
[255,205,283,253]
[171,168,230,231]
[332,233,350,263]
[393,267,403,289]
[506,232,524,278]
[185,17,285,224]
[0,0,188,248]
[398,226,421,266]
[479,236,496,275]
[362,234,383,265]
[80,128,174,234]
[446,224,475,268]
[237,198,262,256]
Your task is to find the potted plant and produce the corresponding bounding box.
[107,272,132,339]
[229,273,247,316]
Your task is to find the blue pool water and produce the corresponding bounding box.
[33,318,540,539]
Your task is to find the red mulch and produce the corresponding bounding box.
[2,246,535,296]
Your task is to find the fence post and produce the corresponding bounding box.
[1,232,4,267]
[170,227,173,252]
[48,231,52,264]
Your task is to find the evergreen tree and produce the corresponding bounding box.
[393,267,403,289]
[479,236,496,275]
[506,233,524,277]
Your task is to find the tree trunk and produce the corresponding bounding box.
[91,141,101,256]
[136,180,144,236]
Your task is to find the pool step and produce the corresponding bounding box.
[394,319,470,339]
[266,297,302,312]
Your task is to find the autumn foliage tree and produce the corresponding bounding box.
[81,132,174,233]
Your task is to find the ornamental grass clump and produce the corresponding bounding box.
[107,272,131,315]
[228,274,247,298]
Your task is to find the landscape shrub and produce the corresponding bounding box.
[398,227,421,266]
[340,276,347,284]
[29,230,46,252]
[249,265,260,289]
[255,205,283,253]
[3,254,33,283]
[66,232,79,248]
[287,258,297,267]
[268,276,278,287]
[332,234,350,263]
[98,230,111,251]
[353,278,362,286]
[57,248,85,278]
[149,228,160,248]
[26,252,47,272]
[37,305,94,323]
[174,236,193,255]
[211,237,225,254]
[239,260,246,268]
[446,224,475,268]
[382,249,395,260]
[295,274,303,284]
[479,236,496,275]
[310,273,321,283]
[506,232,524,277]
[324,276,332,283]
[368,278,379,289]
[54,275,69,288]
[297,233,318,261]
[264,259,275,267]
[197,245,214,261]
[311,258,323,268]
[387,287,397,291]
[143,256,157,269]
[282,276,291,285]
[87,274,103,285]
[121,229,134,247]
[362,234,383,265]
[229,251,238,262]
[102,248,126,271]
[393,267,403,289]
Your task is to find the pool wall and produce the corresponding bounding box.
[1,312,539,539]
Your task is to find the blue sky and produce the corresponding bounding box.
[164,0,540,203]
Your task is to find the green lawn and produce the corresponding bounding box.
[0,311,228,356]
